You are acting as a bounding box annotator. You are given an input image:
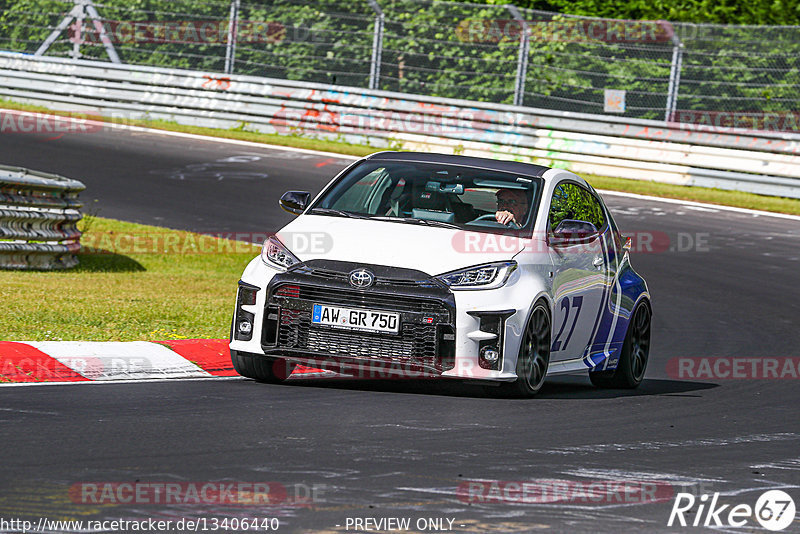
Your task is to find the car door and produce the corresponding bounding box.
[546,182,610,362]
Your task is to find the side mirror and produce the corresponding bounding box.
[279,191,310,215]
[549,219,599,247]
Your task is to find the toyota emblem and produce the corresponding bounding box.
[349,269,375,289]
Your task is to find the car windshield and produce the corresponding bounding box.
[309,160,542,235]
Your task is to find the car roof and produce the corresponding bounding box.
[365,151,551,178]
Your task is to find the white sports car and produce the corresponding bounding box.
[229,152,651,396]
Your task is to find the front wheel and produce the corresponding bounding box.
[231,350,296,383]
[500,302,551,398]
[590,301,651,389]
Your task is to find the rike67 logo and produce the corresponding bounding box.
[668,490,796,531]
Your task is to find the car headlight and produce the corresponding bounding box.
[261,236,300,270]
[436,261,517,290]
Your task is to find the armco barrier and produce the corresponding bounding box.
[0,164,84,270]
[0,52,799,198]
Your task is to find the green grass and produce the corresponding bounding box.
[585,175,800,216]
[0,217,260,341]
[2,98,799,215]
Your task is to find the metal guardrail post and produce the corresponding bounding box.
[225,0,241,75]
[0,165,85,270]
[35,1,84,57]
[84,1,121,64]
[506,5,530,108]
[664,28,684,122]
[72,1,85,60]
[34,0,120,63]
[367,0,384,90]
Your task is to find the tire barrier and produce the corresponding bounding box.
[0,52,798,198]
[0,164,84,270]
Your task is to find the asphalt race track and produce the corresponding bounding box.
[1,123,799,533]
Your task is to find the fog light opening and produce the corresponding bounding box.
[238,319,253,336]
[481,346,499,363]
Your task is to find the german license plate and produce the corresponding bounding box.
[312,304,400,334]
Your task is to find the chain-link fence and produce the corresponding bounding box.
[1,0,798,124]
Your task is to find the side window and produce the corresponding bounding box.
[548,182,606,232]
[329,168,392,215]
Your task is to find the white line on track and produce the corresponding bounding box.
[0,376,244,388]
[597,189,800,222]
[0,107,359,161]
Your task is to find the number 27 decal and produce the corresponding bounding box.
[552,296,583,352]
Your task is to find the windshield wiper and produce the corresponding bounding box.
[419,219,462,230]
[374,216,461,230]
[309,208,370,219]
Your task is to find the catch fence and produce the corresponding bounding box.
[0,0,797,124]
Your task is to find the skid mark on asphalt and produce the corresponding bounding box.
[525,432,800,455]
[252,468,361,479]
[0,407,60,415]
[559,468,726,484]
[150,154,270,181]
[367,423,500,432]
[751,457,800,471]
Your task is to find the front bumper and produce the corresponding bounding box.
[262,260,456,377]
[230,258,535,381]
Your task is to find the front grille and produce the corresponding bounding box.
[278,284,450,316]
[296,266,426,288]
[309,329,413,360]
[265,279,455,373]
[276,308,439,363]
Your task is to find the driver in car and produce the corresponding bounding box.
[495,188,529,226]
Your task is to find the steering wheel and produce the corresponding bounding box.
[473,213,521,229]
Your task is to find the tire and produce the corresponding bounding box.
[590,301,651,389]
[230,350,296,383]
[499,302,551,398]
